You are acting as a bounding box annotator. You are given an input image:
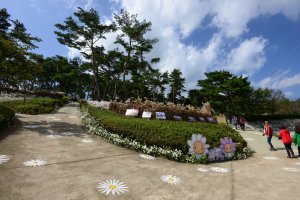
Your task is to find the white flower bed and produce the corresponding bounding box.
[87,101,110,109]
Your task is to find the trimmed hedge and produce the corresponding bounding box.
[0,105,15,128]
[84,104,247,154]
[0,97,69,115]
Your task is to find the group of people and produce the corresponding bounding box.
[231,116,247,131]
[263,121,300,158]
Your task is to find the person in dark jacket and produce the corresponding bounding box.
[239,117,246,131]
[279,126,295,158]
[263,121,276,151]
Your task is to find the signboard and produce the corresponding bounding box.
[199,117,207,122]
[125,109,139,117]
[207,117,217,124]
[155,112,166,120]
[142,111,152,119]
[173,116,182,121]
[188,117,196,122]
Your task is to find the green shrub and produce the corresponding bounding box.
[85,104,247,154]
[0,105,15,128]
[0,97,67,115]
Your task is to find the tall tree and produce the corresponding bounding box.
[197,70,252,115]
[0,8,41,89]
[114,10,158,99]
[55,7,114,100]
[168,68,185,103]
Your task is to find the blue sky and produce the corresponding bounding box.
[1,0,300,99]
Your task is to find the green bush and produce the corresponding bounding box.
[0,97,67,115]
[85,104,247,154]
[0,105,15,128]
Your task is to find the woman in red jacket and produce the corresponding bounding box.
[279,126,295,158]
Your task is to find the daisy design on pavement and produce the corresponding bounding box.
[96,179,128,195]
[81,139,94,143]
[187,134,209,158]
[161,175,181,185]
[46,135,62,139]
[210,167,230,173]
[23,159,47,167]
[0,155,10,164]
[282,167,299,172]
[295,162,300,165]
[61,132,78,136]
[139,154,156,160]
[263,156,279,160]
[197,167,209,173]
[220,138,236,158]
[244,138,255,141]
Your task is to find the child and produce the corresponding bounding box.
[293,123,300,157]
[263,121,275,151]
[279,126,295,158]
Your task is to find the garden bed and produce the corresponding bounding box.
[0,105,15,129]
[81,102,252,163]
[0,97,69,115]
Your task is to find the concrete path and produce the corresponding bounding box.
[1,103,300,200]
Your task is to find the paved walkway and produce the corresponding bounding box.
[0,103,300,200]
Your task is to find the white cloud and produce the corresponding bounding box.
[258,70,300,89]
[285,91,293,98]
[225,37,267,74]
[65,0,300,91]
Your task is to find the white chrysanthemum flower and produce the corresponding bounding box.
[23,125,41,128]
[161,175,181,185]
[23,159,47,167]
[210,167,230,173]
[46,135,62,139]
[187,134,209,158]
[282,167,299,172]
[96,179,128,195]
[81,139,94,143]
[244,138,255,141]
[139,154,156,160]
[263,156,279,160]
[0,155,10,164]
[197,167,209,173]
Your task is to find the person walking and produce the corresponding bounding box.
[293,123,300,157]
[279,126,295,158]
[232,115,239,130]
[239,117,246,131]
[263,121,276,151]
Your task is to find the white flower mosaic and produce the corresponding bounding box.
[46,135,62,139]
[61,132,78,136]
[23,159,47,167]
[244,138,255,141]
[210,167,230,173]
[282,167,299,172]
[263,156,279,160]
[0,155,10,164]
[81,139,94,143]
[23,125,41,128]
[139,154,156,160]
[197,167,209,173]
[97,179,128,195]
[161,175,181,185]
